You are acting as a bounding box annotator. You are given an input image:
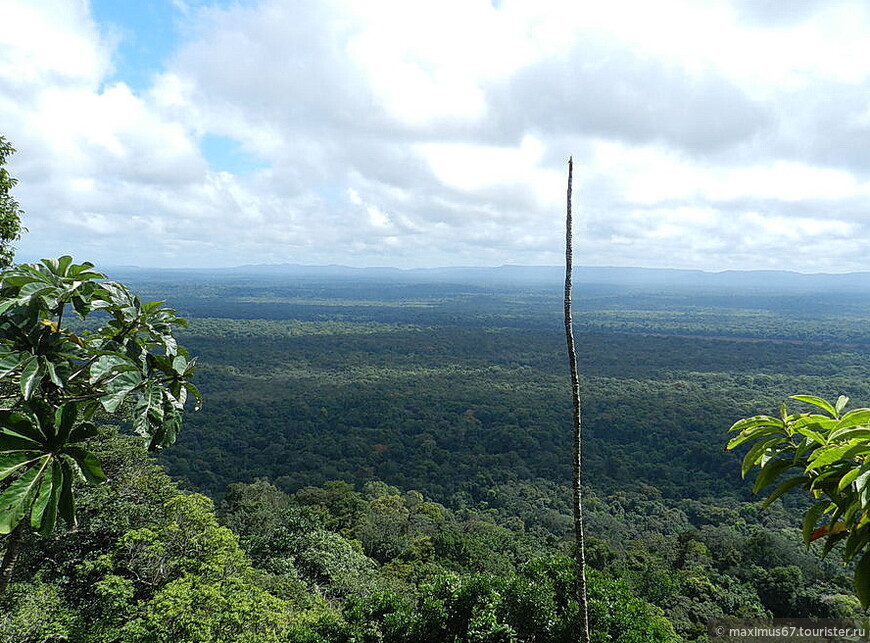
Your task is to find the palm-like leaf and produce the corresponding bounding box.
[0,256,199,537]
[0,402,105,534]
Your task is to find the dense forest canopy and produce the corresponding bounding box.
[106,265,870,503]
[4,262,870,640]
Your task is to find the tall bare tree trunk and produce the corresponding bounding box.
[564,156,591,642]
[0,523,25,599]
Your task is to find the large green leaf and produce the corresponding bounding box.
[162,334,177,357]
[0,350,26,379]
[741,437,788,478]
[806,442,870,472]
[149,401,181,451]
[727,415,784,434]
[0,410,43,444]
[727,425,787,451]
[802,500,833,545]
[58,459,75,528]
[791,395,838,418]
[794,427,827,446]
[855,465,870,494]
[761,475,809,509]
[71,288,94,318]
[19,356,43,400]
[52,403,78,448]
[140,300,166,314]
[828,426,870,443]
[40,460,62,535]
[184,381,202,411]
[18,282,55,300]
[171,354,187,374]
[92,281,137,314]
[0,452,41,483]
[133,385,164,440]
[752,458,796,495]
[835,395,850,416]
[855,551,870,609]
[0,457,48,534]
[42,255,73,276]
[836,408,870,429]
[30,460,60,533]
[99,370,143,413]
[790,415,837,433]
[839,467,863,492]
[67,422,99,443]
[1,273,37,288]
[42,358,63,388]
[0,431,42,452]
[88,353,134,385]
[63,446,106,485]
[67,261,103,280]
[844,528,870,562]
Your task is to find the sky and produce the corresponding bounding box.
[2,0,870,271]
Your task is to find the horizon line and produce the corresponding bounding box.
[92,262,870,277]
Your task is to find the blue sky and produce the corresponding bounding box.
[90,0,265,175]
[91,0,177,91]
[2,0,870,271]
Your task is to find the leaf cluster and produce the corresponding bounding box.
[0,404,99,536]
[727,394,870,607]
[0,136,23,269]
[0,257,199,536]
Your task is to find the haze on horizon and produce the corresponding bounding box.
[3,0,870,273]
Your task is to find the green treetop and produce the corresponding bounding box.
[0,137,24,268]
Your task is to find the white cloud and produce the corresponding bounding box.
[345,0,534,125]
[593,143,864,205]
[0,0,109,90]
[2,0,870,271]
[416,135,562,208]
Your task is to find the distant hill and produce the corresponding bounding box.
[106,263,870,294]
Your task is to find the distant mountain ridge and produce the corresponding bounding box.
[105,263,870,293]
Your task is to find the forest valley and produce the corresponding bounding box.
[3,263,870,641]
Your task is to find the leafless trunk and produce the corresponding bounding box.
[564,156,591,642]
[0,523,25,599]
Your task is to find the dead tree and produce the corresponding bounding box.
[563,156,590,642]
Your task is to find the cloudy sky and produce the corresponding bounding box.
[2,0,870,271]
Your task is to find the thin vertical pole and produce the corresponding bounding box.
[563,156,591,642]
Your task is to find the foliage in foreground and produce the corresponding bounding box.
[728,394,870,607]
[0,257,199,537]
